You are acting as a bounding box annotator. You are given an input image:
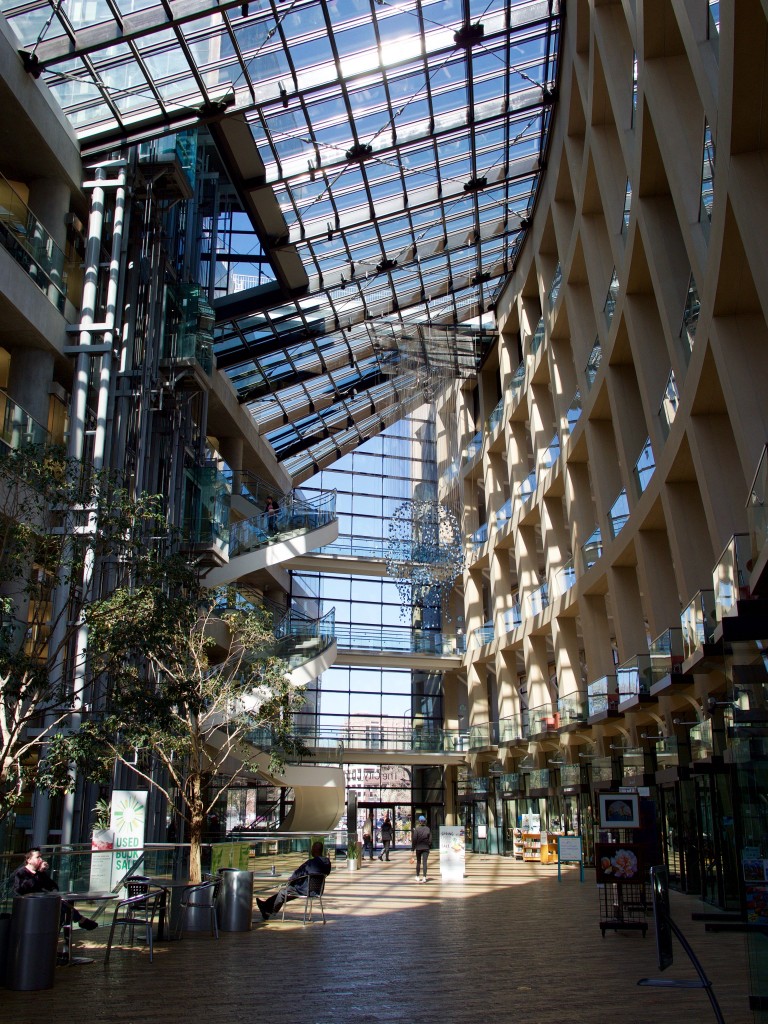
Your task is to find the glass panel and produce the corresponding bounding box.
[700,121,715,227]
[603,268,619,326]
[681,590,718,659]
[713,533,751,620]
[530,316,545,354]
[608,489,629,538]
[585,337,602,389]
[582,526,603,570]
[632,437,655,498]
[680,273,700,356]
[747,444,768,566]
[547,262,562,308]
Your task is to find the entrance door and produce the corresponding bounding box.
[358,803,397,855]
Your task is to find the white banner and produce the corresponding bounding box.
[89,790,148,892]
[439,826,466,881]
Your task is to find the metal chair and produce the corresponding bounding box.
[176,879,220,939]
[124,874,151,898]
[104,889,164,964]
[279,873,327,925]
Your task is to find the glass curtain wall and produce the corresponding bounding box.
[292,406,446,829]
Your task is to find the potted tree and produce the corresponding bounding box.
[347,839,361,870]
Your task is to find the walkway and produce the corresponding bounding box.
[4,855,752,1024]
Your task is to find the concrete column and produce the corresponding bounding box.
[608,564,648,660]
[467,661,490,728]
[7,347,54,430]
[27,178,70,251]
[552,615,583,699]
[464,567,484,636]
[579,593,615,681]
[635,529,681,638]
[218,436,244,492]
[489,546,514,635]
[524,633,551,711]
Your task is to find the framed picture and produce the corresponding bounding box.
[598,792,640,829]
[595,842,645,884]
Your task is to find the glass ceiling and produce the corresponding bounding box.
[5,0,561,482]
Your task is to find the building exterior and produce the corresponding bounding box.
[1,0,768,1006]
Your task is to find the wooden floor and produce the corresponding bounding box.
[3,854,754,1024]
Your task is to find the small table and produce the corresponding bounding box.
[143,878,196,940]
[60,892,118,965]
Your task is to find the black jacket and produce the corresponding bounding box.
[288,854,331,894]
[12,865,58,895]
[411,825,432,851]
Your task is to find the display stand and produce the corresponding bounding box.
[539,833,559,864]
[522,832,541,861]
[598,882,649,937]
[512,828,523,860]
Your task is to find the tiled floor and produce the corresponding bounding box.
[2,854,753,1024]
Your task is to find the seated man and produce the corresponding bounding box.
[12,848,98,932]
[256,841,331,921]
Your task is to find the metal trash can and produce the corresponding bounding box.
[7,893,61,991]
[216,869,253,932]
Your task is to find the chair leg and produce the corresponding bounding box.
[104,919,119,965]
[211,907,218,939]
[318,895,326,924]
[146,920,153,963]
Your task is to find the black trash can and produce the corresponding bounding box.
[216,869,253,932]
[7,893,61,991]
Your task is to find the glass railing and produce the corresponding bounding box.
[582,526,603,570]
[539,432,560,470]
[519,471,536,505]
[0,169,73,314]
[335,624,462,657]
[498,771,522,793]
[621,177,632,234]
[713,533,751,620]
[0,391,50,450]
[183,463,231,555]
[551,558,576,598]
[464,430,483,463]
[139,131,197,192]
[591,756,614,783]
[616,656,652,703]
[529,768,550,790]
[608,488,630,538]
[230,489,337,558]
[548,263,562,308]
[690,719,713,761]
[700,121,715,227]
[604,268,619,326]
[530,316,545,355]
[528,705,559,734]
[509,360,526,401]
[470,522,488,551]
[632,438,655,498]
[587,675,618,716]
[620,747,645,779]
[558,695,587,725]
[487,396,505,434]
[648,627,685,683]
[585,337,602,389]
[565,390,582,434]
[680,273,700,356]
[748,444,768,568]
[503,597,522,633]
[495,496,514,527]
[656,736,679,768]
[250,723,468,754]
[559,762,582,786]
[681,589,718,659]
[659,370,679,439]
[499,714,524,744]
[527,581,549,617]
[470,620,495,648]
[468,722,498,749]
[320,535,387,560]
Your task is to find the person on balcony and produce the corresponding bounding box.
[264,495,279,534]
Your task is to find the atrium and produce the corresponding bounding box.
[1,0,767,1015]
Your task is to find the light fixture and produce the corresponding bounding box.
[640,733,665,741]
[385,499,464,620]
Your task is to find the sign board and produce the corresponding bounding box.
[211,841,250,874]
[439,826,466,881]
[477,824,487,840]
[557,835,584,883]
[90,790,148,892]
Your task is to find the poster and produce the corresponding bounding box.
[89,790,148,892]
[439,826,466,881]
[594,842,645,884]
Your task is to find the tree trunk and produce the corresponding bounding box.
[188,772,205,884]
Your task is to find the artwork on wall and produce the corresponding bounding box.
[595,843,645,884]
[598,792,640,829]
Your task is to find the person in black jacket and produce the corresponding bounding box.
[378,816,394,861]
[411,815,432,882]
[256,842,331,921]
[12,848,98,930]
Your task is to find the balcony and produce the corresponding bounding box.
[509,360,526,402]
[527,581,549,618]
[603,268,619,327]
[713,533,751,620]
[468,722,498,750]
[469,620,494,649]
[632,438,655,498]
[608,489,630,539]
[680,273,701,358]
[528,705,560,736]
[551,558,576,599]
[503,596,522,633]
[590,756,615,784]
[617,656,653,707]
[334,623,463,658]
[499,714,525,745]
[558,695,588,727]
[530,316,545,355]
[518,471,536,506]
[655,736,680,771]
[647,627,687,694]
[0,392,50,450]
[587,675,618,718]
[229,489,337,558]
[748,443,768,572]
[659,371,679,440]
[585,338,602,389]
[548,263,562,308]
[618,747,646,780]
[486,396,505,435]
[463,430,483,464]
[539,432,561,471]
[0,170,73,314]
[182,463,232,562]
[498,771,523,794]
[565,390,582,435]
[582,527,603,570]
[559,763,582,787]
[528,768,550,792]
[690,719,714,761]
[681,589,718,660]
[494,497,514,528]
[470,522,488,552]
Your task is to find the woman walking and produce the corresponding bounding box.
[411,815,431,882]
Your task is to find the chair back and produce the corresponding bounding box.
[187,879,219,907]
[307,873,326,897]
[125,875,151,898]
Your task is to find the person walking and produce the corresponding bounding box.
[362,815,375,860]
[411,815,431,882]
[264,495,279,534]
[378,816,394,861]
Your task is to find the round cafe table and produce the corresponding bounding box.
[60,891,118,965]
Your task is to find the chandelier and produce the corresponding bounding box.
[385,499,464,618]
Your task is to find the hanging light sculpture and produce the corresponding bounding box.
[385,499,464,618]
